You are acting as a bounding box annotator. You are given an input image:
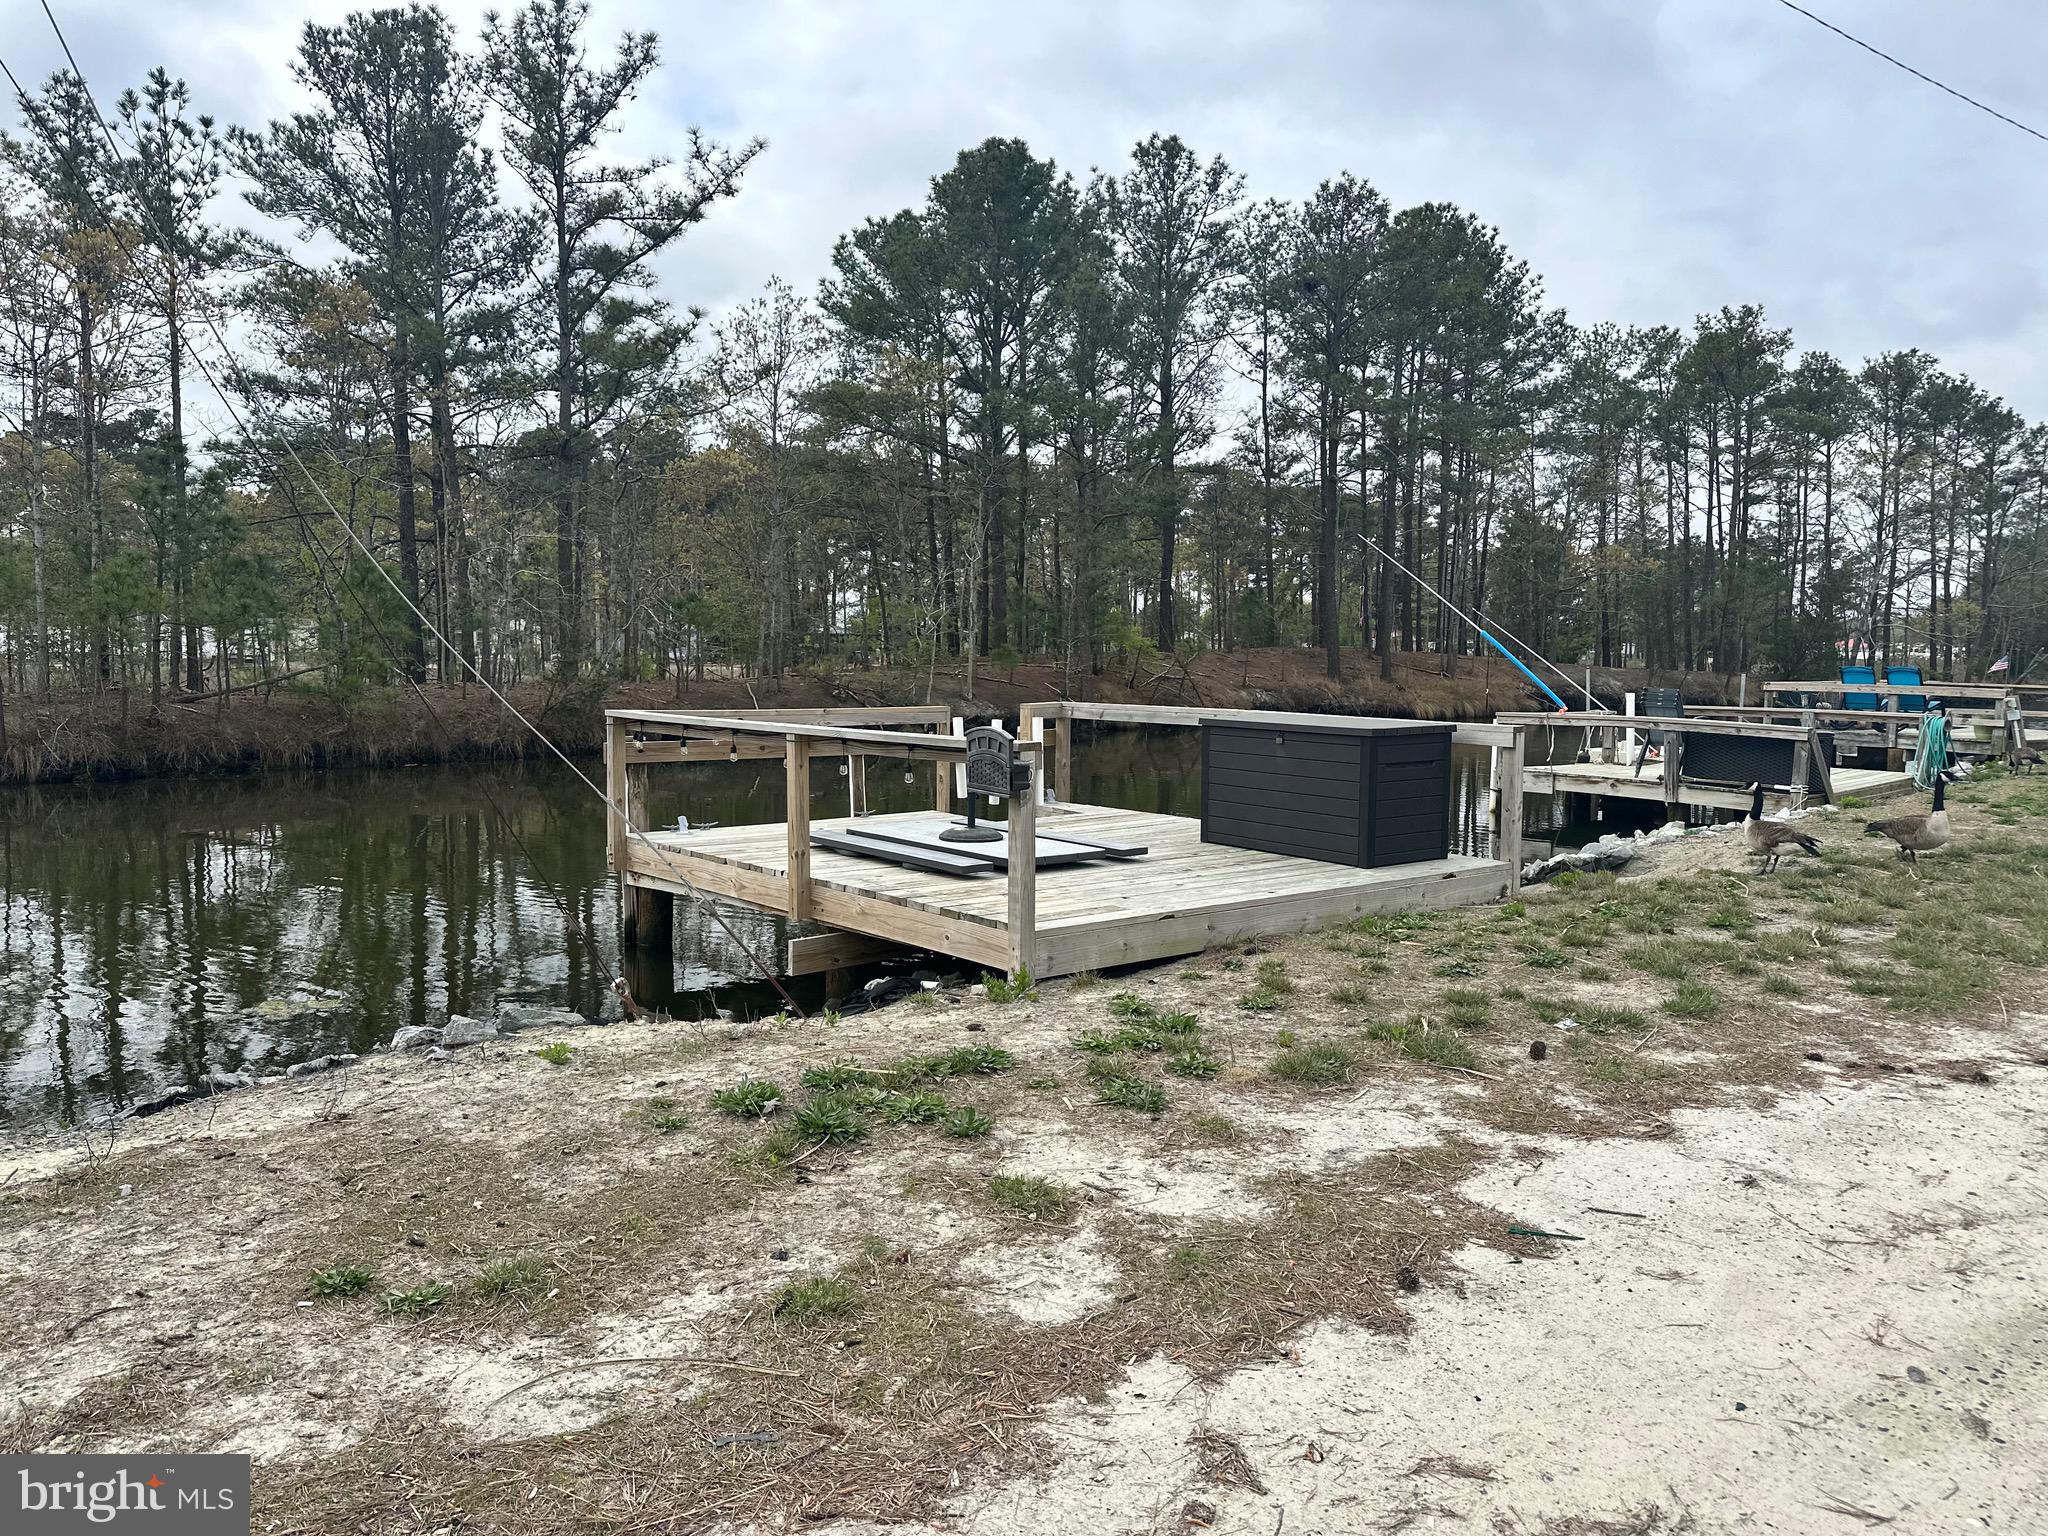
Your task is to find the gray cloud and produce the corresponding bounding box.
[7,0,2046,410]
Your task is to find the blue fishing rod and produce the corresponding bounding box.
[1358,534,1601,714]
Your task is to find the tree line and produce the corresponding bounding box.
[4,0,2046,716]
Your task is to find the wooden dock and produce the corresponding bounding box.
[626,803,1508,978]
[605,703,1526,981]
[1523,758,1912,812]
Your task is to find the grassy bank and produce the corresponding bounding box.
[0,649,1749,785]
[8,764,2036,1531]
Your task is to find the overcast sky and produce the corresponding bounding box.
[6,0,2047,414]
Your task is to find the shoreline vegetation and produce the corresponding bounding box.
[0,648,1755,786]
[2,765,2041,1530]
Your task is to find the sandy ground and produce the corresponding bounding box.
[5,774,2047,1534]
[912,1039,2048,1534]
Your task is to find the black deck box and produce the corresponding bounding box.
[1198,717,1454,868]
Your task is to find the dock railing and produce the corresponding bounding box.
[605,706,1044,979]
[1496,708,1834,811]
[1016,701,1527,889]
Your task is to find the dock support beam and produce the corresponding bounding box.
[786,735,813,920]
[1006,757,1037,980]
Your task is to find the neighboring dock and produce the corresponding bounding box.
[1499,707,1919,818]
[605,703,1526,981]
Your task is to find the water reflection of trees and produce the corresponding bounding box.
[1,730,1523,1129]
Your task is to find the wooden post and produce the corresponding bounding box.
[934,723,951,815]
[951,715,966,804]
[605,714,630,879]
[618,750,673,948]
[1789,735,1812,810]
[1024,709,1052,805]
[785,735,812,920]
[1498,727,1525,892]
[1661,733,1685,824]
[1055,712,1074,804]
[1006,753,1037,980]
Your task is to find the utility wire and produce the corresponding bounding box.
[1772,0,2048,145]
[6,13,807,1015]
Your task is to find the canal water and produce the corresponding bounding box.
[0,724,1588,1131]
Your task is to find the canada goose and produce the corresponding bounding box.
[1742,782,1822,872]
[1864,776,1951,875]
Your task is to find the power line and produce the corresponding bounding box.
[1772,0,2048,145]
[6,8,808,1015]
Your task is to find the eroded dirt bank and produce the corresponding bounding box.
[3,771,2044,1534]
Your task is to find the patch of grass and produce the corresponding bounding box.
[1253,958,1295,996]
[1330,982,1373,1007]
[1235,988,1284,1013]
[380,1283,452,1317]
[1761,971,1802,997]
[1498,899,1528,920]
[1519,942,1568,970]
[1267,1041,1357,1085]
[792,1094,868,1144]
[641,1096,690,1133]
[878,1088,949,1124]
[1365,1017,1481,1071]
[1107,991,1156,1019]
[531,1041,574,1066]
[1092,1069,1167,1114]
[309,1264,374,1299]
[1184,1112,1243,1145]
[1432,958,1482,977]
[734,1125,807,1170]
[800,1061,877,1091]
[711,1077,785,1119]
[988,1174,1068,1220]
[1441,987,1493,1029]
[1068,971,1103,990]
[476,1258,546,1297]
[1354,911,1434,941]
[1167,1048,1221,1080]
[774,1276,856,1326]
[1156,1010,1201,1037]
[1623,938,1693,981]
[983,968,1039,1003]
[924,1045,1015,1078]
[1664,980,1719,1019]
[942,1106,994,1139]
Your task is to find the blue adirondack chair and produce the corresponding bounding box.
[1839,665,1879,711]
[1885,666,1927,714]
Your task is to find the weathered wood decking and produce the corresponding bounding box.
[625,802,1510,978]
[607,704,1527,982]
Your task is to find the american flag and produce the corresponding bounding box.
[1989,655,2011,674]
